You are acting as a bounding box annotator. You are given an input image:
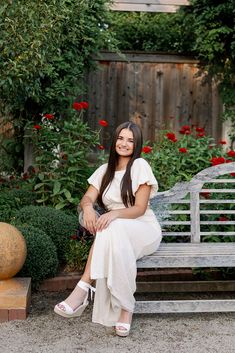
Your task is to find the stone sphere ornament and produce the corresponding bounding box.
[0,222,27,280]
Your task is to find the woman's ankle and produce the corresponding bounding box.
[80,276,93,285]
[118,309,133,324]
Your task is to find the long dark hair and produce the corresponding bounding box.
[97,121,143,209]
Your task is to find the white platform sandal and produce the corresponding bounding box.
[54,280,96,318]
[115,322,131,337]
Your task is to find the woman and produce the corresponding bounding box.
[54,121,162,337]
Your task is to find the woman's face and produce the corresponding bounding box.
[115,128,134,158]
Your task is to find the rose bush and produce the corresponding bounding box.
[142,125,233,191]
[24,102,100,211]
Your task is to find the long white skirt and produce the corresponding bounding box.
[90,213,162,327]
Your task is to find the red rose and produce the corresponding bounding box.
[196,127,204,132]
[197,132,205,138]
[73,102,83,111]
[179,129,191,135]
[200,191,211,199]
[33,125,42,130]
[219,140,227,145]
[166,132,177,142]
[218,216,229,222]
[230,173,235,177]
[80,101,89,109]
[98,145,105,150]
[142,146,153,154]
[179,125,191,135]
[44,114,54,120]
[210,157,225,166]
[182,125,190,130]
[22,173,29,180]
[179,147,187,153]
[99,120,108,127]
[226,159,233,163]
[227,150,235,158]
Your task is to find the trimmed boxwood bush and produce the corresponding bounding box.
[8,189,36,206]
[14,206,78,261]
[17,225,59,288]
[0,189,36,222]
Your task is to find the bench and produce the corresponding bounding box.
[135,162,235,313]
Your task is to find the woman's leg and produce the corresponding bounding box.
[59,242,94,310]
[80,242,94,284]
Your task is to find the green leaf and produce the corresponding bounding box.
[34,183,45,190]
[53,181,61,195]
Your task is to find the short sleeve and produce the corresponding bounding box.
[87,163,107,192]
[131,158,158,198]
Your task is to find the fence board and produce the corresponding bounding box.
[85,52,223,146]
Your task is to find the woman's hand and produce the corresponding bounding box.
[83,207,98,235]
[96,210,119,232]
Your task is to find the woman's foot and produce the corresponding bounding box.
[54,280,95,318]
[115,309,133,337]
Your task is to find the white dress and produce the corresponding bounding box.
[87,157,162,327]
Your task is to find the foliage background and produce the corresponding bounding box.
[0,0,114,171]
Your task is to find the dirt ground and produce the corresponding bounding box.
[0,290,235,353]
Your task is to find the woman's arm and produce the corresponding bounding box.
[80,185,99,234]
[96,184,151,231]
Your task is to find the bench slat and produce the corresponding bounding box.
[200,200,235,204]
[162,210,235,215]
[160,200,235,204]
[208,179,235,183]
[200,210,235,214]
[201,188,235,193]
[137,243,235,268]
[162,221,235,225]
[200,232,235,236]
[134,300,235,313]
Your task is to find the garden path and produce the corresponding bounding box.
[0,291,234,353]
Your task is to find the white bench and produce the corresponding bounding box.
[135,162,235,313]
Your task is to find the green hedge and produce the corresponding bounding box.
[17,225,59,287]
[14,206,78,261]
[0,189,36,222]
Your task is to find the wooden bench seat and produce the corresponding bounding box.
[135,162,235,313]
[138,243,235,268]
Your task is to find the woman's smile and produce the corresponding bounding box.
[115,128,134,157]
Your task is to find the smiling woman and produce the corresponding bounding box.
[54,121,162,337]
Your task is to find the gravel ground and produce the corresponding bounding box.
[0,290,235,353]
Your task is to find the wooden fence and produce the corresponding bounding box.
[85,51,223,146]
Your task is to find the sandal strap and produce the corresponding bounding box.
[89,285,96,301]
[56,301,73,314]
[115,322,131,330]
[77,280,90,292]
[77,281,96,300]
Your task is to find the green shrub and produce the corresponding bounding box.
[17,225,58,288]
[64,238,93,272]
[13,205,78,261]
[0,189,36,222]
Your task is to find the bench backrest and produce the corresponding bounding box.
[150,162,235,243]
